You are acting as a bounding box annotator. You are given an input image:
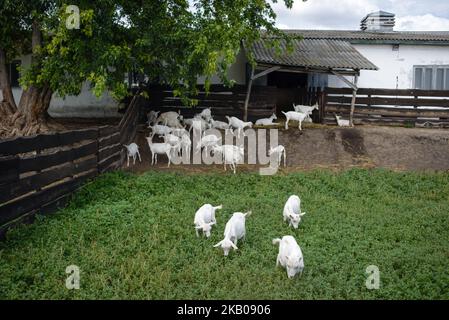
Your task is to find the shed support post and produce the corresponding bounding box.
[349,73,359,127]
[243,66,255,121]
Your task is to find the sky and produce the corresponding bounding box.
[272,0,449,31]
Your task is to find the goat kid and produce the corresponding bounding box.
[123,143,142,167]
[214,211,251,256]
[272,235,304,278]
[283,195,306,229]
[255,113,278,126]
[193,204,223,238]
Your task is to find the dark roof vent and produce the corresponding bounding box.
[361,11,395,32]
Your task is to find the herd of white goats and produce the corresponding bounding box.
[194,194,306,279]
[122,103,345,172]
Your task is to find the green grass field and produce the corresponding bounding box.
[0,169,448,299]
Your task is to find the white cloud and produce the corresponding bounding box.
[396,14,449,31]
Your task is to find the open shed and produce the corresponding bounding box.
[244,38,379,124]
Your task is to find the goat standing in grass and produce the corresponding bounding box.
[194,204,223,238]
[123,143,141,167]
[214,211,251,256]
[273,235,304,278]
[283,195,306,229]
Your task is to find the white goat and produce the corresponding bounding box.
[334,113,350,127]
[147,110,160,126]
[193,204,223,238]
[123,143,142,167]
[160,133,181,156]
[282,110,311,131]
[180,133,192,156]
[196,134,220,153]
[283,195,306,229]
[212,145,244,174]
[255,113,278,126]
[148,124,172,136]
[214,211,252,256]
[156,111,184,128]
[293,103,318,114]
[226,116,253,138]
[210,119,232,134]
[145,134,177,167]
[188,117,210,134]
[171,127,188,137]
[272,236,304,278]
[268,145,286,167]
[199,108,212,121]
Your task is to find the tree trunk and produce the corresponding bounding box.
[0,20,55,138]
[0,47,17,115]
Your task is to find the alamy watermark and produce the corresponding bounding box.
[365,265,380,290]
[65,5,80,30]
[66,265,80,290]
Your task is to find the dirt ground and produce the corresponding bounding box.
[124,124,449,174]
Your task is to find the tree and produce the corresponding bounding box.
[0,0,297,137]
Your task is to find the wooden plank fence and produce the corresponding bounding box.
[322,87,449,127]
[145,84,277,121]
[0,95,143,239]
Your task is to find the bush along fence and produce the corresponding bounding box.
[0,95,143,239]
[322,87,449,127]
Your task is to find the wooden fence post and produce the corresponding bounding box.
[349,74,359,127]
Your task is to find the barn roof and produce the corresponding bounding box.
[280,30,449,44]
[250,38,378,72]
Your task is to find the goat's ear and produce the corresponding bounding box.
[213,241,223,247]
[300,212,306,216]
[231,242,238,250]
[194,225,202,230]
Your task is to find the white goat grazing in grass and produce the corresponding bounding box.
[226,116,253,138]
[145,134,177,167]
[255,113,278,126]
[148,124,172,136]
[283,195,306,229]
[212,145,244,174]
[214,211,251,256]
[268,145,286,167]
[282,110,312,131]
[272,235,304,278]
[193,204,223,238]
[334,113,350,127]
[123,143,141,167]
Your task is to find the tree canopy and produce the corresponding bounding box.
[0,0,300,136]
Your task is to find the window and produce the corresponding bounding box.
[9,60,21,87]
[414,65,449,90]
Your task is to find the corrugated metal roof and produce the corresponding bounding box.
[250,38,378,71]
[280,30,449,42]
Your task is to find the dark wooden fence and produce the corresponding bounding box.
[0,95,143,238]
[145,85,321,122]
[322,88,449,127]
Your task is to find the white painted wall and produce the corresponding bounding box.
[197,49,248,85]
[1,54,122,118]
[328,44,449,89]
